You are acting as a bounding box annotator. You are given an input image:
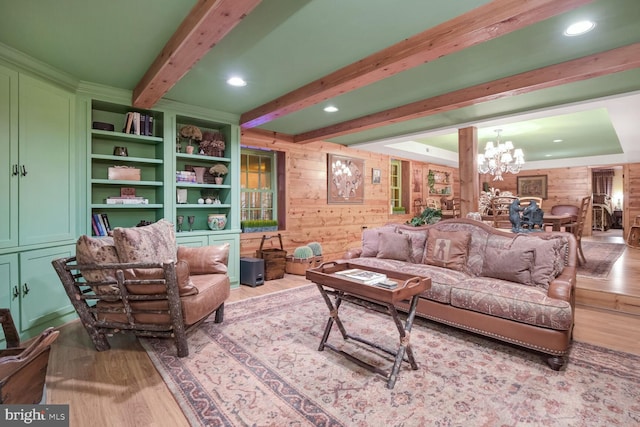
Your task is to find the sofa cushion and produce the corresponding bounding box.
[511,236,564,289]
[423,229,470,271]
[481,246,534,285]
[450,277,573,330]
[377,232,411,261]
[398,229,428,263]
[344,257,470,304]
[113,219,176,264]
[361,225,397,257]
[75,235,120,295]
[178,244,229,275]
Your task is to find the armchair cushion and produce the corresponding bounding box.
[124,260,197,296]
[177,243,229,275]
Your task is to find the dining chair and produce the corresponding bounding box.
[490,195,519,229]
[565,195,591,265]
[519,196,543,209]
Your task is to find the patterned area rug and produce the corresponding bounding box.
[577,241,625,279]
[141,285,640,426]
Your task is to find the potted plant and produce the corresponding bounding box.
[209,163,228,184]
[179,125,202,154]
[407,207,442,226]
[285,245,315,275]
[306,242,323,266]
[200,131,226,157]
[392,206,406,215]
[241,219,278,233]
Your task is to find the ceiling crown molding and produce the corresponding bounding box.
[0,41,78,91]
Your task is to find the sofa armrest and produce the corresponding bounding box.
[547,266,576,302]
[343,247,362,259]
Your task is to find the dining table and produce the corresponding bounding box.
[543,213,574,231]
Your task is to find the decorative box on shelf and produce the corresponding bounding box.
[108,166,141,181]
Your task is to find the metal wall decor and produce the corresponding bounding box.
[327,154,364,204]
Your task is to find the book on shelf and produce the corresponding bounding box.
[105,196,149,205]
[100,213,112,233]
[92,213,106,236]
[335,268,387,285]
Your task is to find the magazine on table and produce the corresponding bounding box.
[335,268,388,285]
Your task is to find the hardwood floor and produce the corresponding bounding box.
[46,247,640,427]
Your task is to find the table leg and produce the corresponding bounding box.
[387,294,420,389]
[316,284,348,351]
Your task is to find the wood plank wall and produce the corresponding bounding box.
[240,130,435,261]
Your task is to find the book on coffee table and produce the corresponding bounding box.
[335,268,387,285]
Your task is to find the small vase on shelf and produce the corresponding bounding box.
[207,214,227,231]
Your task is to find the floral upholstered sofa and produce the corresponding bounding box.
[343,218,577,370]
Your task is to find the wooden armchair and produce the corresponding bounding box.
[0,309,59,404]
[52,254,229,358]
[565,195,591,265]
[51,220,230,358]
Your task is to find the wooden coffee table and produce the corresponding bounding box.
[306,262,431,389]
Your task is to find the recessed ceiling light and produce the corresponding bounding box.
[553,139,563,143]
[323,106,339,113]
[564,20,596,36]
[226,76,247,87]
[545,154,552,157]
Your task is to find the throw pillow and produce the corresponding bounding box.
[398,229,428,263]
[75,235,120,295]
[376,232,411,261]
[511,236,563,288]
[177,243,229,275]
[113,219,176,264]
[481,246,534,284]
[423,229,471,271]
[361,225,396,257]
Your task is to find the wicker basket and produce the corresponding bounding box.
[285,256,315,275]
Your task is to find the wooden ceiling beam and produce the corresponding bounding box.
[292,43,640,144]
[132,0,262,109]
[239,0,594,128]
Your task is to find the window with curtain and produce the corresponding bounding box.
[592,169,614,198]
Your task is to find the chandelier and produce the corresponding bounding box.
[477,129,525,181]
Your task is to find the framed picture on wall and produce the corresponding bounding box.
[372,168,381,184]
[327,154,365,204]
[517,175,548,199]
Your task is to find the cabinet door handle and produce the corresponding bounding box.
[22,283,30,296]
[21,165,27,176]
[12,164,19,176]
[13,285,19,298]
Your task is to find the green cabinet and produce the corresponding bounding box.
[0,65,19,249]
[18,246,75,335]
[0,247,75,341]
[0,64,76,249]
[0,253,18,344]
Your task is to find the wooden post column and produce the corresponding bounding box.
[458,127,479,217]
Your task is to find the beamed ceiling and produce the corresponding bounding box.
[1,0,639,168]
